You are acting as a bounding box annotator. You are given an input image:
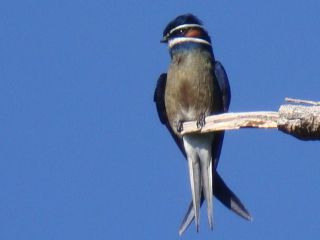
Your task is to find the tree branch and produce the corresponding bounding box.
[181,98,320,141]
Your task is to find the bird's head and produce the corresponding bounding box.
[161,14,212,49]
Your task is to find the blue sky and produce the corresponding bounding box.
[1,0,320,239]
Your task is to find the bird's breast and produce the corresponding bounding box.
[165,50,219,133]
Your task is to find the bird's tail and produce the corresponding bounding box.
[184,134,214,232]
[179,172,251,236]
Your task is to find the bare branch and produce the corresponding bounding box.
[182,112,279,134]
[285,97,320,106]
[181,99,320,141]
[278,104,320,140]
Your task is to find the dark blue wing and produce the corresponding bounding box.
[211,61,231,168]
[154,73,186,157]
[154,73,168,125]
[215,61,231,112]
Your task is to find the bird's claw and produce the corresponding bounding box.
[176,120,184,133]
[196,114,206,129]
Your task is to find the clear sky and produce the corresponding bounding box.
[1,0,320,239]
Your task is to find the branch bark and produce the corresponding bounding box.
[181,98,320,141]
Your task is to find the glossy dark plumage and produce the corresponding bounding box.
[163,14,203,38]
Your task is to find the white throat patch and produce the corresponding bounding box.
[168,37,211,48]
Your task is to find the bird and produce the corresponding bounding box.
[154,14,251,235]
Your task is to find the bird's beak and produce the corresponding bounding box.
[160,35,169,43]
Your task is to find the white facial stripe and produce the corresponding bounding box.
[168,37,211,48]
[169,24,204,35]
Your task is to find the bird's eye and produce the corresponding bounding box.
[179,29,186,34]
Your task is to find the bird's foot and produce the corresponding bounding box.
[176,120,184,133]
[196,114,206,129]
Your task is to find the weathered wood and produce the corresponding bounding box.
[278,105,320,140]
[181,99,320,141]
